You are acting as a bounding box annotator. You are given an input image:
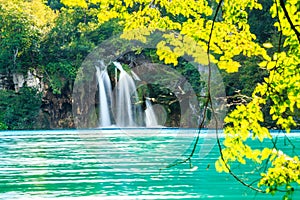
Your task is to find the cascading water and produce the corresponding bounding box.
[95,63,112,127]
[145,99,158,127]
[96,61,159,127]
[113,62,144,127]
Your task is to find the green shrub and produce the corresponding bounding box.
[0,121,8,130]
[0,87,42,130]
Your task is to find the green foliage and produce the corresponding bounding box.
[248,0,277,43]
[47,0,64,10]
[0,87,42,130]
[258,149,300,199]
[0,4,39,73]
[0,0,58,129]
[41,6,122,94]
[0,0,57,74]
[0,122,8,130]
[176,59,206,99]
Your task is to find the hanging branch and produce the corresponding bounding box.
[206,0,266,193]
[275,0,283,53]
[158,0,224,173]
[268,1,298,157]
[279,0,300,44]
[158,95,210,171]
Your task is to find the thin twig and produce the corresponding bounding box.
[159,97,210,171]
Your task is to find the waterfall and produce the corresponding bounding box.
[145,99,158,127]
[96,61,159,127]
[113,62,143,127]
[95,65,112,127]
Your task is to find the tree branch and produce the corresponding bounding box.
[207,0,266,193]
[279,0,300,43]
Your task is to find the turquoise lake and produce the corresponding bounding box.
[0,129,299,199]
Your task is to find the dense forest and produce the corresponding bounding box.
[1,0,296,130]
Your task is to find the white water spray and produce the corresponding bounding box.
[95,62,112,127]
[96,61,159,127]
[145,99,158,127]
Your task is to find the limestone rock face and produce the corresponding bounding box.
[12,73,24,92]
[26,70,44,92]
[11,70,44,92]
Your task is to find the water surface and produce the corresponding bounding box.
[0,129,299,199]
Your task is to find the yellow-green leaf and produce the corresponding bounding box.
[263,43,273,48]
